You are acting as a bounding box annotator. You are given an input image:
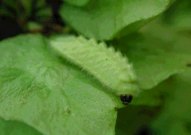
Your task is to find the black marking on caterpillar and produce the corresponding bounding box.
[120,95,133,105]
[50,36,139,96]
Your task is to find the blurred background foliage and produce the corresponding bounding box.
[0,0,64,39]
[0,0,191,135]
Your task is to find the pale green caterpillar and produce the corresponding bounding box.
[50,36,139,96]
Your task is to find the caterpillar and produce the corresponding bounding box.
[50,36,139,96]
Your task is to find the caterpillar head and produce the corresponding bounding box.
[120,94,133,105]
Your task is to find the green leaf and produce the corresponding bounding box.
[60,0,172,40]
[64,0,90,6]
[0,34,120,135]
[114,22,191,90]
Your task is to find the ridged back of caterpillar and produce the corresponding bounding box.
[50,36,138,95]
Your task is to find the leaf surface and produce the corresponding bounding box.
[114,22,191,90]
[163,0,191,31]
[0,34,120,135]
[61,0,172,40]
[147,69,191,135]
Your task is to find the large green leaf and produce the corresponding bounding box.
[0,34,121,135]
[60,0,172,40]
